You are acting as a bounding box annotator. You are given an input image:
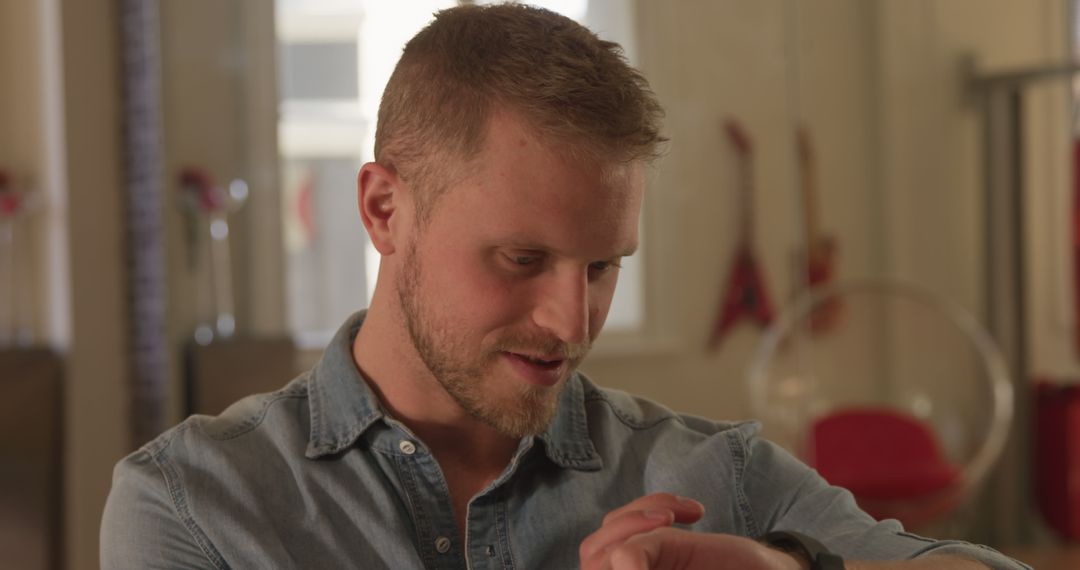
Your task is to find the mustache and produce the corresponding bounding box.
[493,333,591,361]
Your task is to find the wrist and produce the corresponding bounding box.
[760,531,845,570]
[774,549,813,570]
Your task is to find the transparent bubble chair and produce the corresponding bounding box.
[746,278,1014,530]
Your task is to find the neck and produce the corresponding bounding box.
[352,291,520,472]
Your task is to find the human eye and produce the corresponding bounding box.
[588,258,622,279]
[508,253,541,266]
[501,250,545,272]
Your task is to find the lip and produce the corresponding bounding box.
[501,352,566,387]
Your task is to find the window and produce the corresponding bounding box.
[276,0,641,347]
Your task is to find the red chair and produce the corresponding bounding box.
[806,407,963,528]
[747,279,1013,531]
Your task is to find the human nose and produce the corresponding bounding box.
[532,269,589,345]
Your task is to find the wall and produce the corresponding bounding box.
[0,0,47,339]
[1,0,128,568]
[585,0,881,424]
[159,0,284,425]
[57,0,129,567]
[871,0,1068,542]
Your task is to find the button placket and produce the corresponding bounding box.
[385,428,462,567]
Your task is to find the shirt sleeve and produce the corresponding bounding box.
[100,449,223,570]
[733,423,1030,570]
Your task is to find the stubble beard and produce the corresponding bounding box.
[397,238,580,438]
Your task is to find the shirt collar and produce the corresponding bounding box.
[537,372,603,470]
[305,311,602,471]
[305,311,384,458]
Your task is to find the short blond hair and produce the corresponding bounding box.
[374,3,665,220]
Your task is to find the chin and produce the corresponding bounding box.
[479,383,563,438]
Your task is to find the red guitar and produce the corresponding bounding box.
[1074,139,1080,358]
[0,170,17,216]
[795,127,840,333]
[709,119,774,350]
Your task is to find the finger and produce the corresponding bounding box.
[583,494,708,570]
[611,528,782,570]
[601,493,705,526]
[609,528,689,570]
[609,543,651,570]
[581,508,674,567]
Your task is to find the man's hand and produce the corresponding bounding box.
[579,493,806,570]
[580,494,997,570]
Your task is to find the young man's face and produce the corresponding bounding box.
[395,111,643,437]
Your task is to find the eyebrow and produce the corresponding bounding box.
[503,241,638,259]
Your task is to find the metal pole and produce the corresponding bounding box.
[975,78,1036,545]
[972,62,1080,92]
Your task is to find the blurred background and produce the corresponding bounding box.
[2,0,1080,567]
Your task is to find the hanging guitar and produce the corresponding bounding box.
[794,126,840,333]
[1074,138,1080,358]
[708,119,774,350]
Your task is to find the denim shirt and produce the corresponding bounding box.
[101,312,1028,569]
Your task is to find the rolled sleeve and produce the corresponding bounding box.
[903,533,1032,570]
[734,423,1029,569]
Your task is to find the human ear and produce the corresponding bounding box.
[357,162,403,255]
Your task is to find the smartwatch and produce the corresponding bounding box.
[760,531,845,570]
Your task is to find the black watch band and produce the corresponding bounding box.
[760,531,845,570]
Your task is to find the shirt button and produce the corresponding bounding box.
[435,536,451,554]
[399,440,416,455]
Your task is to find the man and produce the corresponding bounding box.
[101,4,1028,569]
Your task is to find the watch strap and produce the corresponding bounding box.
[760,530,845,570]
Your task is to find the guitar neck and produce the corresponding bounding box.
[797,128,823,245]
[726,119,757,247]
[737,155,755,245]
[801,157,821,243]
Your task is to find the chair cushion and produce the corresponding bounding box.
[807,407,962,501]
